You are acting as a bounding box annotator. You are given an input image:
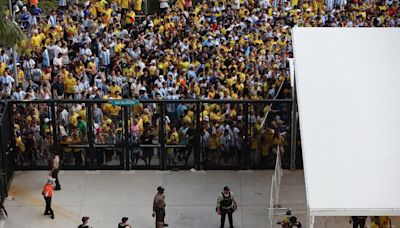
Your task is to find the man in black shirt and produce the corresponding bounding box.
[52,75,65,99]
[25,80,39,93]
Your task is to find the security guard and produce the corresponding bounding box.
[42,178,55,219]
[152,186,168,228]
[217,186,238,228]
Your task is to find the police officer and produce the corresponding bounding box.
[217,186,238,228]
[152,186,168,228]
[42,178,55,219]
[50,152,61,190]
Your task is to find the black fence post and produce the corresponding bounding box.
[243,102,249,170]
[195,101,201,170]
[124,106,130,170]
[7,103,15,174]
[87,103,94,170]
[159,102,166,170]
[50,101,59,155]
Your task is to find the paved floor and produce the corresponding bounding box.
[0,170,398,228]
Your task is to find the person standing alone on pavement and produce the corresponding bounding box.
[217,186,238,228]
[78,216,92,228]
[42,178,55,219]
[118,217,132,228]
[50,152,61,190]
[153,186,168,228]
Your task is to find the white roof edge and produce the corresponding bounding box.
[292,27,311,218]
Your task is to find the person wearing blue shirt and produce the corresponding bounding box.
[42,47,50,68]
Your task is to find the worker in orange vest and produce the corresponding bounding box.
[42,178,55,219]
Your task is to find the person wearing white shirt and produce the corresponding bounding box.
[48,12,57,26]
[0,50,9,64]
[22,57,35,80]
[0,69,15,95]
[12,86,26,100]
[80,43,92,56]
[159,0,169,14]
[154,75,165,89]
[53,53,63,67]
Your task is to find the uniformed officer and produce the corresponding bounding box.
[152,186,168,228]
[217,186,238,228]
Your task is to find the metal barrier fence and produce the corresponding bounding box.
[0,101,15,197]
[2,99,296,172]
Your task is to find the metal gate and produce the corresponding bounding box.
[4,98,297,171]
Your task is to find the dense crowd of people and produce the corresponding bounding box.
[2,0,399,168]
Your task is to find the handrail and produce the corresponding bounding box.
[260,77,287,130]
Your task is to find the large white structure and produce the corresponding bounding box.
[292,28,400,227]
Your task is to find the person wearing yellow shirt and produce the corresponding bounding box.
[104,6,113,23]
[179,60,190,70]
[0,62,5,76]
[89,5,97,19]
[60,66,69,79]
[133,0,142,13]
[69,112,79,127]
[110,104,122,119]
[125,8,136,29]
[76,105,87,120]
[120,0,130,9]
[17,66,24,83]
[114,39,126,53]
[31,33,43,48]
[64,73,76,98]
[110,83,122,95]
[208,131,220,164]
[166,130,178,165]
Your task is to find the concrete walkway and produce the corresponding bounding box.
[0,170,398,228]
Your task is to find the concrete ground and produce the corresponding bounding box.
[0,170,398,228]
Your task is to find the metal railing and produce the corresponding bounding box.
[4,98,294,172]
[0,101,14,197]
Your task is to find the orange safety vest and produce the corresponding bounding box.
[42,184,53,197]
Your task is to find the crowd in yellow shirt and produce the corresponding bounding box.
[6,0,400,167]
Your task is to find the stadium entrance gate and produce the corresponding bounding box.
[0,98,297,179]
